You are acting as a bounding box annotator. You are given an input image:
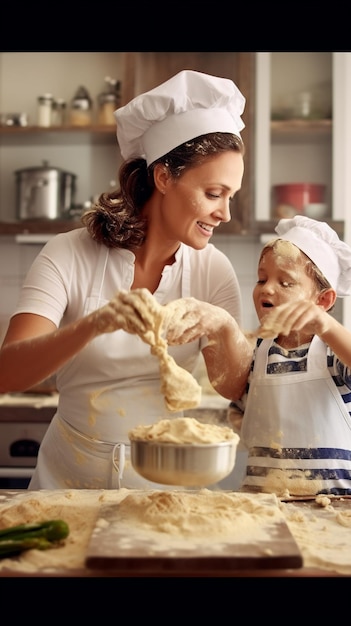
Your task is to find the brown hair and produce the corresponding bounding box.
[82,132,244,249]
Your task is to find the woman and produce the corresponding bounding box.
[0,69,252,489]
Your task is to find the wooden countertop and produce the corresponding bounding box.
[0,489,350,577]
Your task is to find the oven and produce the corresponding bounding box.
[0,394,58,488]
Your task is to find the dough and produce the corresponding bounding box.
[252,468,324,498]
[117,289,201,411]
[128,416,238,444]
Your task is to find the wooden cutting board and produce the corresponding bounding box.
[85,490,303,573]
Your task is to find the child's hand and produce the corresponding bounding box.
[258,300,331,338]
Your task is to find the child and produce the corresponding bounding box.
[229,215,351,497]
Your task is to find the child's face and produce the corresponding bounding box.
[253,243,320,323]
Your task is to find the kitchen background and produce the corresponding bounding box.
[0,51,350,341]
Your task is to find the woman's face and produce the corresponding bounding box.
[156,151,244,249]
[253,244,320,323]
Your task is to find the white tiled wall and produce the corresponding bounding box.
[211,234,261,330]
[0,237,43,341]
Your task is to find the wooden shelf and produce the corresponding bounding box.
[0,220,83,235]
[0,125,117,146]
[271,118,332,144]
[0,124,116,134]
[254,219,344,238]
[0,218,344,239]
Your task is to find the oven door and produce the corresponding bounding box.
[0,421,49,489]
[0,467,35,489]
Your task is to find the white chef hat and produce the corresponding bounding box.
[275,215,351,297]
[114,69,246,166]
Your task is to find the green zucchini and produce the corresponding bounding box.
[0,520,69,558]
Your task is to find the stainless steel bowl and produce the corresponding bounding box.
[130,439,238,487]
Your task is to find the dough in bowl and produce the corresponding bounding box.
[129,416,237,443]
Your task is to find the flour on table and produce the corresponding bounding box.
[1,489,351,575]
[280,498,351,575]
[0,490,112,573]
[112,489,283,541]
[0,489,281,571]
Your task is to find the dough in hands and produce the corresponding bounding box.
[155,349,201,411]
[117,289,201,411]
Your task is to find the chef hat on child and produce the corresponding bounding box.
[275,215,351,297]
[114,69,246,166]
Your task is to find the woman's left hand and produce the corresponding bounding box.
[163,298,232,345]
[94,288,164,343]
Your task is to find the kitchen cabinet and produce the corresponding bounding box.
[0,124,119,235]
[0,51,255,236]
[255,52,337,224]
[0,52,128,232]
[254,52,351,325]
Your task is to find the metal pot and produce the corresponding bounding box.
[15,160,77,220]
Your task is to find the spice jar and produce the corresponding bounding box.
[37,93,54,127]
[52,98,66,126]
[69,86,92,126]
[97,77,121,125]
[295,92,313,119]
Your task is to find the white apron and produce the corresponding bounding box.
[240,336,351,495]
[29,244,196,490]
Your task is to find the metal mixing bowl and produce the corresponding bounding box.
[130,439,238,487]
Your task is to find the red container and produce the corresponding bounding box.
[273,183,326,216]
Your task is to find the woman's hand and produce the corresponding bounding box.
[163,298,233,345]
[93,288,164,344]
[163,297,253,401]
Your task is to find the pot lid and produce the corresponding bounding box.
[15,160,76,177]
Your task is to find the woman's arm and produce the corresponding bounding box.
[0,287,164,393]
[202,318,254,400]
[164,298,254,401]
[0,313,99,392]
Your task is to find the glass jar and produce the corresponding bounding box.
[295,91,313,119]
[97,92,119,125]
[97,78,121,125]
[69,86,92,126]
[52,98,67,126]
[37,93,54,127]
